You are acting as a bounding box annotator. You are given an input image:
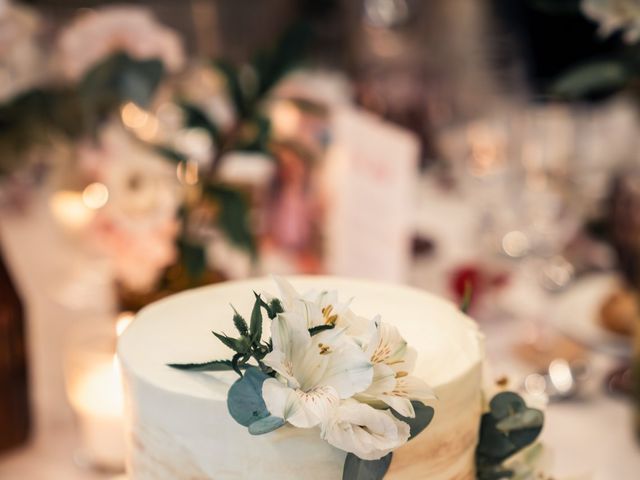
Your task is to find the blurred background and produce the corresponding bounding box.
[1,0,640,478]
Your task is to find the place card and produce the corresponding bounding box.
[324,107,419,283]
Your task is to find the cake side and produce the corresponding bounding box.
[119,276,485,479]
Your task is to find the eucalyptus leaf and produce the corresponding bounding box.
[391,401,435,440]
[496,410,544,433]
[476,463,514,480]
[248,415,285,435]
[342,452,392,480]
[476,392,544,465]
[227,367,271,427]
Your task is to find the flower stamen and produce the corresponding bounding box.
[322,305,338,325]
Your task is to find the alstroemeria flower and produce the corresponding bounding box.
[357,319,435,418]
[321,399,410,461]
[262,311,373,428]
[272,276,369,335]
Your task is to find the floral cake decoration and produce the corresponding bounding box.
[170,277,544,479]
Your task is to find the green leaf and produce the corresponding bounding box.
[231,352,246,376]
[78,52,164,134]
[227,367,271,427]
[178,239,208,281]
[253,22,311,97]
[234,115,271,153]
[477,463,515,480]
[476,392,544,465]
[250,293,264,343]
[167,360,239,372]
[213,60,247,117]
[255,296,284,319]
[269,298,284,317]
[496,409,544,433]
[391,401,435,440]
[551,60,629,99]
[342,452,392,480]
[231,306,249,336]
[213,332,250,354]
[308,324,336,336]
[179,101,221,145]
[203,184,256,256]
[248,415,285,435]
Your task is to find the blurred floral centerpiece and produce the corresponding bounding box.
[0,3,314,311]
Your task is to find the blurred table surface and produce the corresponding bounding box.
[1,183,640,479]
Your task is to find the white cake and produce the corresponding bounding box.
[118,276,485,479]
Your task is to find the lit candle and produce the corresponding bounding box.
[69,355,125,470]
[66,313,133,471]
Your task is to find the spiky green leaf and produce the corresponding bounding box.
[213,332,250,354]
[250,293,264,343]
[231,306,249,336]
[167,359,239,372]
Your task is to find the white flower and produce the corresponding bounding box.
[582,0,640,43]
[272,276,370,335]
[56,5,185,80]
[320,400,410,461]
[0,3,45,101]
[356,319,435,418]
[82,124,181,292]
[262,311,373,429]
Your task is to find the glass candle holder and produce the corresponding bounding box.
[63,316,131,472]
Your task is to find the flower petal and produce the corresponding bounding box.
[263,380,340,429]
[262,378,301,421]
[321,400,410,460]
[362,363,396,397]
[397,375,437,403]
[262,350,299,389]
[272,275,301,310]
[379,395,415,418]
[320,341,373,398]
[269,312,310,358]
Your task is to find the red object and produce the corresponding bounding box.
[449,264,509,312]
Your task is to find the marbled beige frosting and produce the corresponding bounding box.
[118,276,485,479]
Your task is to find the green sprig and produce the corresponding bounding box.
[169,293,283,378]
